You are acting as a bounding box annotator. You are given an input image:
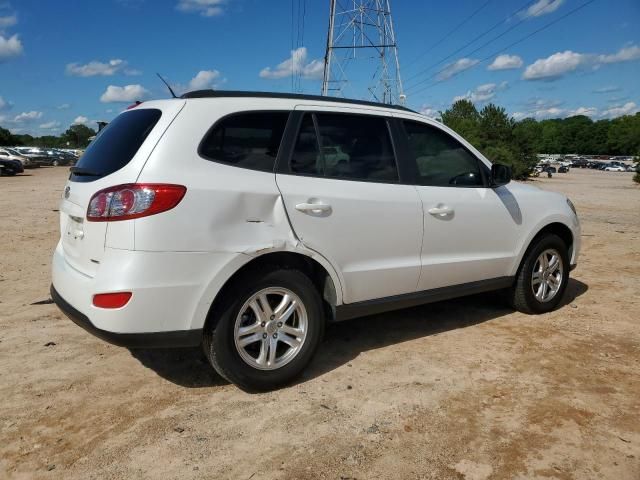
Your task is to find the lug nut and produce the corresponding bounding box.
[260,322,266,327]
[273,333,278,339]
[270,315,275,320]
[262,333,267,339]
[277,322,283,328]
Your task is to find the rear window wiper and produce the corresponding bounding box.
[69,166,104,176]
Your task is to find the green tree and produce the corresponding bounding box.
[0,126,14,146]
[61,124,96,148]
[440,100,481,145]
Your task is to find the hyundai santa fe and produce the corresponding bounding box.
[51,91,580,391]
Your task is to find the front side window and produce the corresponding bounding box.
[403,121,483,187]
[289,113,399,183]
[200,111,290,172]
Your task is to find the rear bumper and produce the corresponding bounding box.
[51,241,245,342]
[51,284,202,348]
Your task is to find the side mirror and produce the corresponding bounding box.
[490,163,511,187]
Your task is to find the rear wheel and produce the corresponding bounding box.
[204,269,324,391]
[510,234,569,314]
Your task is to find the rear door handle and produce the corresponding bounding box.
[295,202,332,215]
[428,205,454,217]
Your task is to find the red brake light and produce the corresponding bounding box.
[126,101,143,110]
[87,184,186,222]
[93,292,132,309]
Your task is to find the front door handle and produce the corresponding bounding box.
[428,205,454,217]
[295,201,332,216]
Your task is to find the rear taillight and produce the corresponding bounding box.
[93,292,132,309]
[87,184,186,222]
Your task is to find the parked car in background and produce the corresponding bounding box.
[0,148,32,168]
[558,165,569,173]
[51,91,581,390]
[571,158,588,168]
[12,147,50,167]
[545,166,557,173]
[0,158,24,175]
[604,165,626,172]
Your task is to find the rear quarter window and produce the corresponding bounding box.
[71,109,162,182]
[199,111,290,172]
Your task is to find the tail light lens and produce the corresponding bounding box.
[93,292,132,309]
[87,184,186,222]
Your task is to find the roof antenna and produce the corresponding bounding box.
[156,73,177,98]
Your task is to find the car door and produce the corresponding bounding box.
[397,118,521,291]
[275,108,423,304]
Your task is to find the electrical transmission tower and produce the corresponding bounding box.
[322,0,405,105]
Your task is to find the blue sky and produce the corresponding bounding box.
[0,0,639,136]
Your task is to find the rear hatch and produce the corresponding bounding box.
[59,100,185,277]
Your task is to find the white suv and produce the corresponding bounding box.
[51,91,580,390]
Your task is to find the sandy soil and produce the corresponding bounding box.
[1,167,639,480]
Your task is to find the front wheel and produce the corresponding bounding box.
[509,234,569,314]
[204,269,324,391]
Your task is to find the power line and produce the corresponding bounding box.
[404,0,538,86]
[404,0,492,72]
[409,0,598,99]
[291,0,295,92]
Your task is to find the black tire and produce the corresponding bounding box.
[509,233,570,314]
[203,268,324,391]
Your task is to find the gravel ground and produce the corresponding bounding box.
[1,167,639,480]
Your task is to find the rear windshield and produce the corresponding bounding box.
[70,108,162,182]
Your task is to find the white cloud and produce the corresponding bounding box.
[522,0,564,18]
[100,84,150,103]
[419,105,440,118]
[512,101,639,121]
[523,45,640,80]
[188,70,222,90]
[57,103,71,110]
[567,106,598,117]
[73,115,91,126]
[488,54,523,71]
[437,58,479,81]
[13,111,42,122]
[593,85,620,94]
[0,34,23,62]
[597,45,640,64]
[66,59,136,77]
[0,14,16,29]
[600,102,639,118]
[0,95,11,111]
[453,81,508,104]
[40,121,61,130]
[176,0,226,17]
[522,50,586,80]
[259,47,324,80]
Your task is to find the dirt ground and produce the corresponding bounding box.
[1,167,639,480]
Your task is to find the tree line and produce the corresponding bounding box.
[0,124,96,149]
[439,100,640,179]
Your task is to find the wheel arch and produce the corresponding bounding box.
[201,251,342,335]
[513,221,575,277]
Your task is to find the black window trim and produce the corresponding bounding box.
[277,110,409,185]
[197,109,293,173]
[396,118,490,188]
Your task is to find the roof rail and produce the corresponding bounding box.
[180,90,417,113]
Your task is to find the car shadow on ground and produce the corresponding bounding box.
[128,279,588,389]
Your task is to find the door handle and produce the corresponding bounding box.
[428,205,454,217]
[295,202,332,215]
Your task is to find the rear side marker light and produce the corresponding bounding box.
[93,292,132,309]
[87,184,186,222]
